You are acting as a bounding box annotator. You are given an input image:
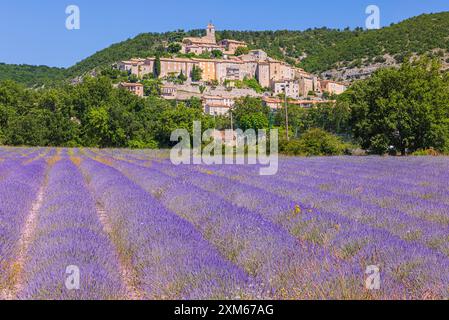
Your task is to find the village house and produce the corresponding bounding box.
[320,80,347,95]
[144,57,199,79]
[219,39,248,55]
[215,59,245,82]
[117,58,145,76]
[244,50,268,62]
[182,23,223,54]
[160,84,177,98]
[272,80,300,99]
[119,82,144,97]
[181,23,247,55]
[202,94,235,115]
[256,62,270,88]
[298,75,315,97]
[191,58,217,82]
[262,96,336,110]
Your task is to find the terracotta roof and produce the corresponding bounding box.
[262,97,283,103]
[205,103,231,108]
[203,95,232,100]
[272,80,299,84]
[185,43,222,48]
[220,39,246,44]
[320,80,346,86]
[214,59,243,64]
[262,96,336,105]
[183,37,216,45]
[120,82,143,87]
[191,58,218,62]
[146,57,198,63]
[120,60,144,65]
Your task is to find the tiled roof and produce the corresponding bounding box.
[120,82,143,87]
[183,37,217,45]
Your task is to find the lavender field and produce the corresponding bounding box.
[0,147,448,300]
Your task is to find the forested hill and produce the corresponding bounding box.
[2,11,449,86]
[0,63,66,87]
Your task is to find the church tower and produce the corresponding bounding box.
[206,22,216,43]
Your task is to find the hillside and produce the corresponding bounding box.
[0,63,66,87]
[2,12,449,86]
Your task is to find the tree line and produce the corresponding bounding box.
[1,57,448,155]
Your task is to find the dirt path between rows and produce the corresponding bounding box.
[95,203,143,300]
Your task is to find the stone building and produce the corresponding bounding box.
[262,96,336,110]
[117,59,145,77]
[160,84,177,98]
[219,39,247,55]
[119,82,144,97]
[202,95,235,115]
[256,62,270,88]
[247,50,268,61]
[181,23,247,55]
[215,60,244,82]
[299,75,315,97]
[182,23,223,54]
[272,80,300,99]
[320,80,347,95]
[192,58,217,82]
[144,57,199,79]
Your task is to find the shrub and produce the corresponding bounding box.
[411,148,441,156]
[280,128,350,156]
[374,56,387,63]
[127,139,159,149]
[234,47,250,56]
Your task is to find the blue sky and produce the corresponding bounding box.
[1,0,448,68]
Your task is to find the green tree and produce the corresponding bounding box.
[154,55,161,78]
[128,74,139,83]
[178,70,187,83]
[142,78,162,97]
[238,113,269,131]
[344,57,449,154]
[154,103,213,146]
[84,106,111,147]
[167,43,182,54]
[6,109,53,146]
[186,97,203,110]
[232,96,270,130]
[211,50,223,58]
[191,66,203,82]
[234,46,250,56]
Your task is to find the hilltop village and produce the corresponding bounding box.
[116,23,347,115]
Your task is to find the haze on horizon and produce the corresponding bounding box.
[1,0,448,68]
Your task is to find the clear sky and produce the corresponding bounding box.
[1,0,448,68]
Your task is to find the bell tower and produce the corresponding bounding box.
[206,22,216,43]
